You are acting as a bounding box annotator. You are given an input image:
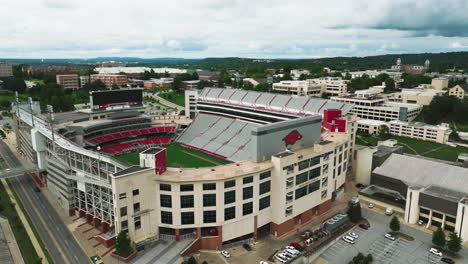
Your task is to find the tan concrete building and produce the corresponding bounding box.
[390,88,446,106]
[0,62,13,77]
[272,80,324,96]
[56,74,80,90]
[90,74,128,89]
[449,84,468,99]
[431,78,449,90]
[357,119,386,135]
[313,77,348,96]
[389,120,451,144]
[80,75,90,88]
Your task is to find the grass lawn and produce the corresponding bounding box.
[115,143,231,168]
[0,182,41,263]
[356,134,468,162]
[160,92,185,106]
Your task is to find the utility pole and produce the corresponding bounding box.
[28,97,35,127]
[47,104,55,152]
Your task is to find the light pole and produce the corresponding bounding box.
[28,97,35,127]
[47,105,55,152]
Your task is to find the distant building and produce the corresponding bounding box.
[290,69,310,79]
[431,77,449,90]
[80,76,90,88]
[389,88,446,106]
[98,61,127,68]
[143,78,173,89]
[56,74,80,90]
[0,62,13,77]
[196,70,219,81]
[391,58,429,74]
[181,80,200,90]
[23,65,88,75]
[347,70,402,81]
[449,83,468,99]
[272,80,324,96]
[243,77,271,87]
[389,120,451,144]
[90,74,128,89]
[313,77,348,96]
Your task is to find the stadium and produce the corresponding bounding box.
[12,87,357,255]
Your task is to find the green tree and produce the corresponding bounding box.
[347,201,362,223]
[112,83,120,90]
[447,232,462,253]
[384,78,396,92]
[378,125,391,140]
[186,256,197,264]
[432,227,446,248]
[115,231,133,256]
[389,216,400,232]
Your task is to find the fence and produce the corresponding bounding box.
[159,233,176,241]
[180,232,195,241]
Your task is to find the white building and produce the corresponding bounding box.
[313,77,348,96]
[290,69,310,79]
[388,120,451,144]
[389,88,446,106]
[272,80,324,96]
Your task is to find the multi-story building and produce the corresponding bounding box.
[80,76,90,88]
[22,65,88,75]
[272,80,324,96]
[389,88,446,106]
[181,80,200,90]
[449,83,468,99]
[56,74,80,90]
[364,154,468,240]
[290,69,310,79]
[313,77,348,96]
[143,78,173,89]
[331,94,422,122]
[90,74,128,89]
[347,70,402,81]
[431,78,449,90]
[98,61,127,68]
[0,62,13,77]
[388,120,451,144]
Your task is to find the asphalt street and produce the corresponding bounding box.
[0,139,90,264]
[320,209,468,264]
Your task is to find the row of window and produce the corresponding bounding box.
[295,180,320,200]
[119,189,140,200]
[159,196,271,225]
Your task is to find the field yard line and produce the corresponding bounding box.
[398,142,418,155]
[181,150,222,165]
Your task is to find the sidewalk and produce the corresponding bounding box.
[0,216,25,264]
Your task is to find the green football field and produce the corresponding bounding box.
[115,143,231,168]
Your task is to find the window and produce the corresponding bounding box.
[224,190,236,204]
[160,184,171,191]
[298,159,310,171]
[181,195,194,208]
[243,186,253,200]
[161,211,172,224]
[160,194,172,208]
[119,193,126,200]
[296,172,308,185]
[308,181,320,193]
[181,212,194,225]
[224,180,236,188]
[133,202,140,213]
[180,184,194,192]
[321,190,327,199]
[121,220,128,230]
[134,216,141,230]
[203,210,216,223]
[243,202,253,216]
[132,189,139,196]
[286,177,294,188]
[259,196,270,210]
[203,183,216,190]
[322,177,328,187]
[295,186,308,200]
[283,165,294,174]
[120,207,127,217]
[225,207,236,221]
[309,167,321,180]
[286,192,293,203]
[260,171,271,180]
[285,206,293,217]
[310,156,320,166]
[260,181,271,195]
[243,176,253,184]
[433,212,443,219]
[203,194,216,207]
[446,215,456,223]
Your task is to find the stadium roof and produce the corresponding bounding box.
[373,153,468,194]
[198,88,353,116]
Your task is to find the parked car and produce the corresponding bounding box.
[301,231,312,238]
[278,252,291,260]
[368,203,375,208]
[283,251,294,259]
[384,233,396,241]
[429,248,442,257]
[285,247,299,255]
[293,244,305,252]
[259,261,269,264]
[358,223,369,230]
[418,220,424,225]
[221,250,231,258]
[348,232,359,239]
[385,208,394,216]
[342,236,355,244]
[243,243,252,251]
[274,254,287,263]
[441,257,455,263]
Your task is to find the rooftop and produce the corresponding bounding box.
[389,120,451,131]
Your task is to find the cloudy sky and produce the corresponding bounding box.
[1,0,468,58]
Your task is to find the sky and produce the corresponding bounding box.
[1,0,468,58]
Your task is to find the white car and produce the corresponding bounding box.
[278,252,291,260]
[274,254,287,263]
[259,261,269,264]
[384,233,396,241]
[285,246,300,254]
[342,236,355,244]
[429,248,442,257]
[221,250,231,258]
[348,232,359,239]
[368,203,375,208]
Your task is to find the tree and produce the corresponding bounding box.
[111,83,120,90]
[447,232,462,253]
[432,227,446,248]
[115,231,133,256]
[384,78,396,92]
[186,256,197,264]
[347,201,362,223]
[389,216,400,232]
[349,252,373,264]
[378,125,391,140]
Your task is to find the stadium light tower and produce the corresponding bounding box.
[47,105,56,152]
[28,97,35,127]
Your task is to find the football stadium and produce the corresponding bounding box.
[12,87,357,255]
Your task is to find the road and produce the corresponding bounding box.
[0,139,90,264]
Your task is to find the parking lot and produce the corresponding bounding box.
[319,209,468,264]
